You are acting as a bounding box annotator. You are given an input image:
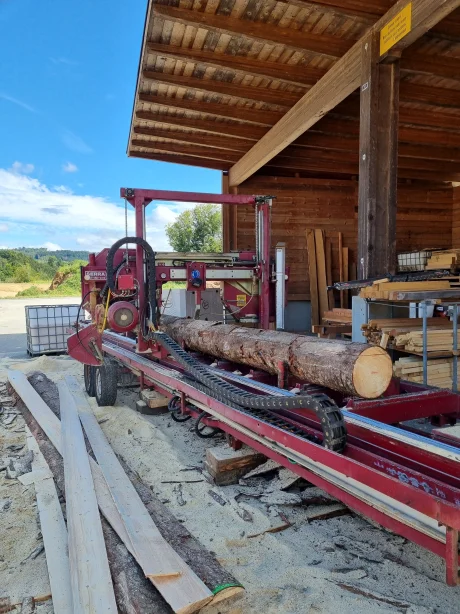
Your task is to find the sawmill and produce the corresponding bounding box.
[5,1,460,612]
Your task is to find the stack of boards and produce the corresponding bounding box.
[359,280,451,300]
[361,318,452,349]
[395,329,460,354]
[394,357,459,389]
[425,250,460,270]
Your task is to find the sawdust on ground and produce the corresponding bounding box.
[1,355,460,613]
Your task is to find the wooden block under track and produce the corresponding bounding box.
[205,446,266,485]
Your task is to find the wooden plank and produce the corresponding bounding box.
[131,139,240,162]
[133,126,249,152]
[146,42,324,88]
[314,229,329,320]
[153,4,353,58]
[66,377,213,613]
[130,150,231,170]
[58,380,117,613]
[358,31,399,279]
[325,237,334,310]
[228,0,460,186]
[342,247,349,309]
[26,432,73,614]
[338,232,344,308]
[306,229,319,328]
[143,70,300,107]
[138,93,284,126]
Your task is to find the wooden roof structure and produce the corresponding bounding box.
[128,0,460,187]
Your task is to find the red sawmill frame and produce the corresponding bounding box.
[119,187,273,337]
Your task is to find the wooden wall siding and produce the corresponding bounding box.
[229,177,453,298]
[452,187,460,249]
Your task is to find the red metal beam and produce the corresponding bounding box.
[119,187,258,206]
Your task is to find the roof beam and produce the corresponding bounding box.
[130,150,230,170]
[229,0,460,187]
[131,139,241,163]
[153,4,354,59]
[132,126,250,152]
[143,70,300,107]
[146,43,324,88]
[135,110,266,140]
[138,93,284,125]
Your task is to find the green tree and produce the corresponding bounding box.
[165,204,222,252]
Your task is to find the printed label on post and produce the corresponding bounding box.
[380,3,412,56]
[236,294,247,307]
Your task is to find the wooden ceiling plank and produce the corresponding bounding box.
[142,69,301,106]
[129,150,231,170]
[400,81,460,108]
[229,0,460,186]
[153,4,354,58]
[401,53,460,80]
[146,42,325,87]
[131,139,241,162]
[138,93,284,125]
[135,110,266,140]
[132,126,250,151]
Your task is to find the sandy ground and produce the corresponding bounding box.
[0,283,51,299]
[1,352,460,613]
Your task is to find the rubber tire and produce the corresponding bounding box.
[84,364,96,397]
[95,358,118,407]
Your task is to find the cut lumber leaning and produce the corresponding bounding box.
[59,380,118,613]
[14,372,243,614]
[160,317,393,399]
[65,376,213,614]
[306,229,319,327]
[25,431,72,614]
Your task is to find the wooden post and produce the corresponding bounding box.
[358,32,400,279]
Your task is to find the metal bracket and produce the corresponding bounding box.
[125,188,135,198]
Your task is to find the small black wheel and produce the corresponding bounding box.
[168,396,191,422]
[195,411,219,438]
[84,364,96,397]
[95,358,118,407]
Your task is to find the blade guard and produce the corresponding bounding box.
[67,323,103,366]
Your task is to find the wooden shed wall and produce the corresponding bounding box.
[227,176,453,299]
[453,187,460,249]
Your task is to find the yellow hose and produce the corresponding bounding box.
[100,289,111,333]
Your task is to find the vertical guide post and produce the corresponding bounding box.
[258,199,272,330]
[422,301,428,386]
[453,304,458,393]
[357,32,400,279]
[134,195,149,353]
[275,242,286,330]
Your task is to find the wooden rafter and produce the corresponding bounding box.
[153,4,355,59]
[138,93,284,125]
[229,0,460,187]
[129,150,231,170]
[146,43,324,88]
[133,126,250,151]
[131,139,240,163]
[143,70,300,107]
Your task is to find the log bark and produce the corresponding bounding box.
[160,317,392,399]
[14,372,243,612]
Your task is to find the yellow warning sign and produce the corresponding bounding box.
[380,3,412,56]
[236,294,247,307]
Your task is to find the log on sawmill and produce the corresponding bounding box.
[159,317,393,399]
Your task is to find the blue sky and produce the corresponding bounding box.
[0,0,221,251]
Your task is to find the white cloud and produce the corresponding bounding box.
[0,223,8,232]
[61,130,92,154]
[0,167,197,252]
[0,93,36,113]
[41,242,62,251]
[62,162,78,173]
[10,161,35,175]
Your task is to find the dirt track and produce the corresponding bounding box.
[0,283,50,299]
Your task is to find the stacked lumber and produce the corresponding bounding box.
[361,318,452,348]
[395,329,460,354]
[359,280,451,300]
[425,250,460,270]
[394,357,459,389]
[322,308,352,324]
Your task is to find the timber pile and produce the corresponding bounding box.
[394,357,459,389]
[359,280,451,300]
[425,250,460,271]
[322,308,352,324]
[395,329,460,354]
[8,371,243,614]
[160,316,393,399]
[362,318,452,348]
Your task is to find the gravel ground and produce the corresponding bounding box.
[1,354,460,613]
